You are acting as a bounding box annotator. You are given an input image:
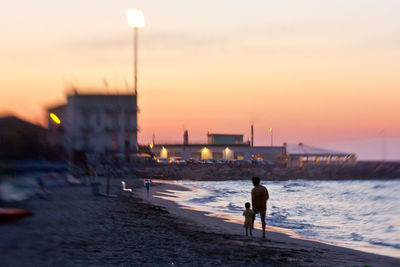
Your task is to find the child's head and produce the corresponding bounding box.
[245,202,251,209]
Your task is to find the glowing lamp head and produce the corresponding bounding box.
[126,9,146,28]
[49,113,61,124]
[269,127,273,133]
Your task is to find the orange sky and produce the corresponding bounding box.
[1,1,400,159]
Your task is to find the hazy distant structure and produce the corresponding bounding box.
[47,92,138,157]
[153,133,286,164]
[183,130,188,145]
[207,133,245,145]
[251,125,254,147]
[0,116,61,160]
[285,143,356,167]
[153,133,358,167]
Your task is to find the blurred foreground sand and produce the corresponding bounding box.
[0,177,399,266]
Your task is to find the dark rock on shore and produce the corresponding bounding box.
[137,161,400,181]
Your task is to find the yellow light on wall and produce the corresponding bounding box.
[126,9,146,28]
[49,113,61,124]
[224,147,233,160]
[201,147,211,160]
[161,146,168,158]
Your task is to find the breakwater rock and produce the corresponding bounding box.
[136,161,400,181]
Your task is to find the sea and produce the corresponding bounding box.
[166,179,400,258]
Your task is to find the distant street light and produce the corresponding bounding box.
[269,127,273,146]
[126,9,145,95]
[49,113,61,125]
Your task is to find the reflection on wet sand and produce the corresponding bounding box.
[152,183,326,243]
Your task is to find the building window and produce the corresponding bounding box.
[112,140,118,150]
[190,152,201,160]
[212,152,223,160]
[251,154,264,161]
[174,152,182,157]
[112,118,119,128]
[234,152,245,160]
[234,136,242,144]
[81,108,92,118]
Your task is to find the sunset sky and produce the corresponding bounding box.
[1,1,399,160]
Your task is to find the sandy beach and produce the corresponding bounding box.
[1,177,399,266]
[142,181,400,266]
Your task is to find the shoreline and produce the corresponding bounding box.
[1,177,399,266]
[141,180,400,266]
[149,176,400,182]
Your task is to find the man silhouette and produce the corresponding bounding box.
[251,176,269,238]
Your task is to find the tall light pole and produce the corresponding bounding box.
[269,127,273,146]
[126,9,145,95]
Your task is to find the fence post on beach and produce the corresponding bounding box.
[106,166,110,196]
[144,179,151,199]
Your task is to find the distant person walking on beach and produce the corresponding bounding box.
[251,176,269,238]
[243,202,254,237]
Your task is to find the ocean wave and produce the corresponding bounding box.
[369,239,400,250]
[270,211,288,218]
[181,179,400,257]
[345,215,356,221]
[227,202,242,212]
[373,195,386,201]
[283,182,305,188]
[209,189,239,197]
[385,225,395,233]
[351,233,364,241]
[372,184,387,189]
[190,196,217,203]
[285,189,300,192]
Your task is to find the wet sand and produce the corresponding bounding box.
[0,177,399,266]
[142,180,400,267]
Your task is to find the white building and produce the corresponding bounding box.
[152,134,358,167]
[152,133,287,164]
[285,143,357,167]
[153,144,286,162]
[47,92,138,156]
